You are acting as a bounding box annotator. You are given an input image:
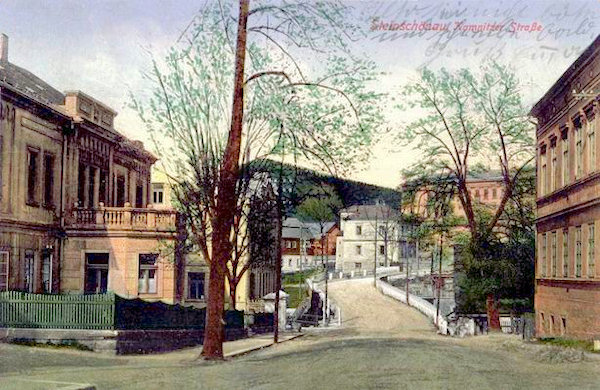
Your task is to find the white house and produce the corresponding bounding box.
[336,204,417,273]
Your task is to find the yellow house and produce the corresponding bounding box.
[150,169,277,312]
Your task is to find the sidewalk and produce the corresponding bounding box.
[223,332,303,358]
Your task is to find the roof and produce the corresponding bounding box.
[303,222,336,238]
[340,204,399,221]
[282,218,313,239]
[530,34,600,117]
[282,218,336,239]
[0,61,65,105]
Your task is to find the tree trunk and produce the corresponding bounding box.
[202,260,226,359]
[486,293,501,331]
[202,0,249,360]
[230,286,237,310]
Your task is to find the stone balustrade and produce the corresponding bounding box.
[69,202,177,232]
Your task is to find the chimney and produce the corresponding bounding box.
[0,34,7,63]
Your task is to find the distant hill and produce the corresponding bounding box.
[249,160,402,217]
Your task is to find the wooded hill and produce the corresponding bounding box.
[249,159,402,217]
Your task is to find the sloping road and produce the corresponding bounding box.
[326,278,436,338]
[3,279,600,389]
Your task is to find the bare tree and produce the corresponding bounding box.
[133,0,383,359]
[397,63,535,329]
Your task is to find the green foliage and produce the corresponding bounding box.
[250,159,402,217]
[455,170,536,313]
[296,185,342,225]
[131,1,384,279]
[538,338,600,354]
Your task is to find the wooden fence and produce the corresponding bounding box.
[0,291,115,329]
[0,291,244,331]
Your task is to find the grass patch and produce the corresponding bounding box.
[538,337,599,354]
[10,338,94,352]
[284,286,309,308]
[282,270,318,285]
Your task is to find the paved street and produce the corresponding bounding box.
[2,279,600,389]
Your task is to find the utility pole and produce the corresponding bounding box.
[435,233,444,327]
[324,225,329,325]
[404,241,410,306]
[373,213,378,286]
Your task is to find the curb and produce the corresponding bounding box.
[60,385,96,390]
[224,333,304,359]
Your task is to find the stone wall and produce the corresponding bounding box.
[535,281,600,339]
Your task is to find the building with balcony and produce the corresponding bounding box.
[531,35,600,339]
[0,34,181,303]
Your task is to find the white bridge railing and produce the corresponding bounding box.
[376,277,448,335]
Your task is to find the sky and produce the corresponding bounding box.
[1,0,599,189]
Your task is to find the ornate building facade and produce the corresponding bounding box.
[531,35,600,339]
[0,34,182,302]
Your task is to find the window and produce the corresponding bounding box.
[562,317,567,335]
[541,162,547,196]
[188,272,205,300]
[356,225,362,235]
[355,262,362,269]
[356,245,362,255]
[85,253,109,294]
[292,241,297,249]
[116,175,126,207]
[286,241,291,249]
[99,170,108,205]
[43,153,54,207]
[152,184,164,204]
[562,133,569,186]
[138,253,158,294]
[563,228,569,277]
[589,118,596,172]
[551,231,557,277]
[588,223,595,278]
[576,125,583,179]
[24,250,35,292]
[135,183,143,208]
[78,163,86,207]
[378,226,386,236]
[492,188,497,199]
[475,189,480,199]
[26,148,39,205]
[379,245,385,255]
[0,251,8,291]
[41,250,52,293]
[550,143,557,192]
[88,166,96,208]
[540,233,547,277]
[576,226,582,277]
[484,189,489,200]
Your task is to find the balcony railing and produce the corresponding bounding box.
[69,202,177,232]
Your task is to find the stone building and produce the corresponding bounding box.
[0,34,181,302]
[531,35,600,339]
[406,173,505,220]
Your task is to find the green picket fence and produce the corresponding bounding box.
[0,291,244,331]
[0,291,115,329]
